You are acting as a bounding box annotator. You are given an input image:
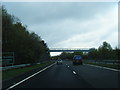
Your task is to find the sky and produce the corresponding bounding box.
[2,1,118,56]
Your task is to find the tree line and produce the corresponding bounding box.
[2,6,50,65]
[52,41,120,60]
[86,42,119,60]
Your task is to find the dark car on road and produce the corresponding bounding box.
[57,59,63,65]
[73,55,83,65]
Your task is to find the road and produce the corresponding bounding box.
[5,60,120,89]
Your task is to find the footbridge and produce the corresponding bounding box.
[49,48,91,52]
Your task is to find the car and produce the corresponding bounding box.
[57,59,63,65]
[73,55,83,65]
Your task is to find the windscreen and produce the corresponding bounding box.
[74,56,82,60]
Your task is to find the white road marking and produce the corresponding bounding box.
[68,66,69,67]
[6,63,56,90]
[73,71,76,74]
[85,64,120,72]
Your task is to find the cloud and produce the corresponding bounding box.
[51,5,118,48]
[3,2,116,24]
[2,2,118,56]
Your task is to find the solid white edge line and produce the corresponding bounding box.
[85,64,120,72]
[6,62,56,90]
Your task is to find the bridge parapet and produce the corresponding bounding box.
[49,48,90,52]
[50,48,89,50]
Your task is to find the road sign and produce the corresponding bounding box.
[2,52,14,66]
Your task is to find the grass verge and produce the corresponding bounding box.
[84,62,120,70]
[2,61,55,81]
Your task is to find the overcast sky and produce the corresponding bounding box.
[2,2,118,56]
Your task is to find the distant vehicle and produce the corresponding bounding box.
[57,59,63,65]
[73,55,83,65]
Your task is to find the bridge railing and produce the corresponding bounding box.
[49,48,91,52]
[49,48,90,50]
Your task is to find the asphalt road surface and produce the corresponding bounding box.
[5,60,120,89]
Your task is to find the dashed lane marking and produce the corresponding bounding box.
[73,71,76,74]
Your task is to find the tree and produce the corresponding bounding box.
[88,48,98,59]
[98,41,112,60]
[2,6,50,65]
